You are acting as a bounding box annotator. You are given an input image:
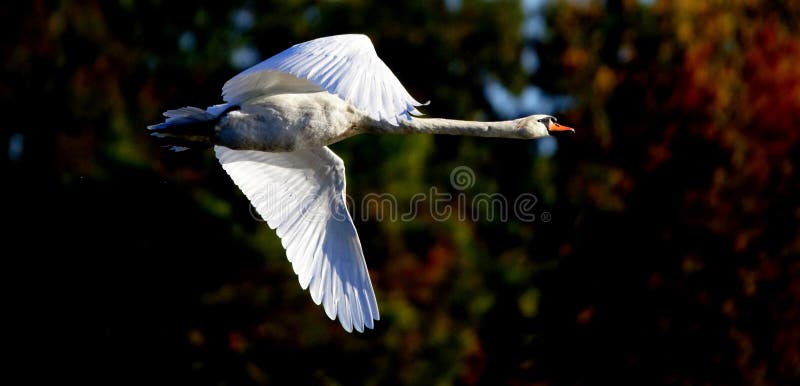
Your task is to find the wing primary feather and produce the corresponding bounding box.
[313,239,331,306]
[325,241,338,319]
[351,286,365,332]
[338,288,352,332]
[299,203,330,280]
[284,208,318,263]
[293,219,324,285]
[301,235,326,291]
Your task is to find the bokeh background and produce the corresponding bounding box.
[5,0,800,385]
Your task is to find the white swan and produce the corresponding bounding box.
[149,34,574,333]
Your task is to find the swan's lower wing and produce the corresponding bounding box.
[214,146,379,332]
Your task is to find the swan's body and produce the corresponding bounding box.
[217,92,363,152]
[216,91,565,152]
[149,34,574,333]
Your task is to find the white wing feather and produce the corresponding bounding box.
[222,34,425,125]
[214,145,379,332]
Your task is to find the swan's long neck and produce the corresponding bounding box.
[365,117,529,139]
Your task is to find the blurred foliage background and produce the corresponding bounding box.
[4,0,800,385]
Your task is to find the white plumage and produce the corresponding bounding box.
[215,146,378,332]
[217,35,414,332]
[222,34,425,125]
[150,34,574,333]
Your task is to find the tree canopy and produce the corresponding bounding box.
[4,0,799,385]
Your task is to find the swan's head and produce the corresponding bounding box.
[517,114,575,138]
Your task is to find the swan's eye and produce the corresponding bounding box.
[537,117,552,124]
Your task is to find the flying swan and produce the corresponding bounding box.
[149,34,574,333]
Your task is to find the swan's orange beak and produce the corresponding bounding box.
[547,121,575,134]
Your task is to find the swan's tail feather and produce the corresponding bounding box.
[148,106,216,151]
[148,104,238,151]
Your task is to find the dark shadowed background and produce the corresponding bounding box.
[4,0,800,385]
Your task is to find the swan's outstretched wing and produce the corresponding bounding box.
[214,145,379,332]
[222,34,425,125]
